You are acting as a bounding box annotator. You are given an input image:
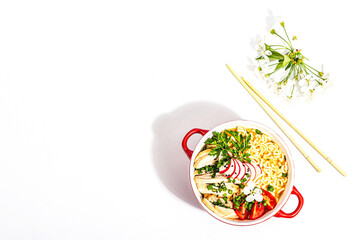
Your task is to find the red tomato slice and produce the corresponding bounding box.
[234,203,248,220]
[262,189,277,211]
[249,201,265,220]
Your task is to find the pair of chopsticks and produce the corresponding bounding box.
[226,64,347,176]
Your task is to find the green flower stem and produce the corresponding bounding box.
[314,79,322,85]
[300,64,309,75]
[274,33,292,49]
[281,25,293,49]
[294,66,300,80]
[279,64,295,84]
[290,84,295,96]
[304,63,322,74]
[268,63,279,67]
[272,47,291,51]
[304,67,326,81]
[269,45,291,51]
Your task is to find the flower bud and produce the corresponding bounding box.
[280,21,285,27]
[264,50,272,56]
[270,29,276,34]
[292,36,297,40]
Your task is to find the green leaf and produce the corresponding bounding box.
[283,54,291,67]
[245,134,251,144]
[273,61,283,72]
[285,62,292,70]
[268,50,284,60]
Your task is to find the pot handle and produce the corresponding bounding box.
[182,128,209,159]
[275,186,304,218]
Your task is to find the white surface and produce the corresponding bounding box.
[0,0,359,239]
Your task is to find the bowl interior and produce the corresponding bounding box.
[189,120,294,225]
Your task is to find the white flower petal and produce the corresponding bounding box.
[272,68,286,81]
[246,195,255,202]
[254,188,262,195]
[303,91,311,98]
[256,40,266,52]
[298,79,307,87]
[308,81,317,89]
[299,71,306,79]
[263,55,270,63]
[287,79,295,86]
[247,181,255,190]
[300,86,308,93]
[254,193,263,202]
[243,187,250,195]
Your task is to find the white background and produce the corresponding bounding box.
[0,0,359,239]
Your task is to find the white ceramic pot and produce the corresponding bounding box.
[182,120,304,226]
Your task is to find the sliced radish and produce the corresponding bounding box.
[243,163,251,176]
[236,160,246,180]
[219,160,231,174]
[228,159,238,178]
[248,163,257,181]
[244,162,256,181]
[232,159,244,180]
[240,163,251,183]
[232,159,241,179]
[253,164,262,179]
[224,159,236,178]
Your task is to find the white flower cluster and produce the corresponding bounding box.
[253,22,331,100]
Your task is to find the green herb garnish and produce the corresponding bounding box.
[211,199,229,209]
[204,130,252,163]
[267,184,275,192]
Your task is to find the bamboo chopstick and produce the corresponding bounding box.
[226,64,340,174]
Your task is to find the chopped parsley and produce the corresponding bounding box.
[255,129,262,134]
